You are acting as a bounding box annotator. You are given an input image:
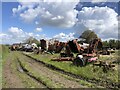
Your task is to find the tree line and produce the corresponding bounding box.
[102,40,120,49]
[79,30,120,49]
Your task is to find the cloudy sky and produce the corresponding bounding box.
[0,0,120,44]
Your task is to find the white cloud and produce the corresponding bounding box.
[0,33,10,40]
[8,27,24,35]
[0,33,12,44]
[8,27,31,43]
[0,33,8,37]
[53,32,75,42]
[12,5,25,14]
[76,6,118,40]
[35,27,42,32]
[17,0,79,3]
[13,0,79,28]
[91,0,107,3]
[20,8,39,22]
[11,1,119,41]
[0,27,46,44]
[1,27,75,44]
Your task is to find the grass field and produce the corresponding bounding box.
[27,51,119,86]
[1,45,119,88]
[3,49,89,88]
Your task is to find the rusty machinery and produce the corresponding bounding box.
[93,60,116,73]
[10,44,20,51]
[40,39,47,52]
[52,38,104,67]
[40,38,111,67]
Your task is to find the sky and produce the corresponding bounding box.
[0,0,120,44]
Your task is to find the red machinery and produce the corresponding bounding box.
[51,38,103,66]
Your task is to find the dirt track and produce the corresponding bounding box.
[3,52,48,88]
[2,51,84,88]
[3,53,24,88]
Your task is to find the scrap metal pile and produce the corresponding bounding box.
[10,38,116,71]
[10,43,38,52]
[93,60,116,73]
[40,38,103,66]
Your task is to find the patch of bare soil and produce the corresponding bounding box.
[18,54,84,88]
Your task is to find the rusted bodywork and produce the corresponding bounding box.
[10,43,20,51]
[68,39,84,53]
[51,38,104,66]
[40,39,47,52]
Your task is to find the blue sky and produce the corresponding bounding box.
[2,2,74,35]
[1,0,119,44]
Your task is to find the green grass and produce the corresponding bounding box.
[26,51,118,85]
[51,68,104,88]
[99,50,119,61]
[1,45,9,60]
[12,55,44,88]
[2,50,48,88]
[17,52,99,88]
[19,58,64,88]
[0,45,10,88]
[1,46,118,88]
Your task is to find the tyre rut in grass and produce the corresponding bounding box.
[17,59,50,89]
[2,53,25,88]
[23,53,119,88]
[3,52,49,88]
[17,53,83,88]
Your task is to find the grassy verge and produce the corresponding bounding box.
[1,45,10,88]
[25,52,118,87]
[2,45,10,60]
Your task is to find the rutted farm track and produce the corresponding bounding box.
[2,52,47,88]
[24,53,119,88]
[3,51,119,89]
[3,51,87,88]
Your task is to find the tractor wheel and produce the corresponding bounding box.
[73,57,85,67]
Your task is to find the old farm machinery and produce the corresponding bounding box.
[51,38,103,66]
